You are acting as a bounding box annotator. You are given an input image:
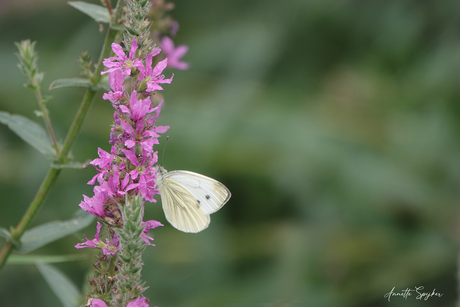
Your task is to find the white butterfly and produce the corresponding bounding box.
[155,165,231,233]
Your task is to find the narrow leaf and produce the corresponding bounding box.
[18,210,95,254]
[68,1,111,23]
[37,263,81,307]
[8,254,87,264]
[51,160,91,169]
[49,78,94,90]
[0,111,55,158]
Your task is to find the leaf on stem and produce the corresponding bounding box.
[49,78,98,90]
[68,1,111,24]
[18,210,95,254]
[8,254,87,264]
[0,111,56,158]
[51,160,91,169]
[37,263,81,307]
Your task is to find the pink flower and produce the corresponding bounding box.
[119,90,155,123]
[90,299,108,307]
[141,220,163,246]
[138,50,173,92]
[88,147,114,185]
[101,38,143,76]
[75,222,102,249]
[102,69,125,104]
[102,233,120,255]
[79,187,106,217]
[160,36,189,70]
[127,297,149,307]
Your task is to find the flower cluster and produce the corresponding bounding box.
[79,38,171,224]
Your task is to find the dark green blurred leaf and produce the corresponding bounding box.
[68,1,110,24]
[18,211,95,254]
[0,111,56,158]
[8,254,87,264]
[37,263,80,307]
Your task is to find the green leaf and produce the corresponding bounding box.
[0,111,56,158]
[49,78,101,91]
[8,254,87,264]
[51,160,91,169]
[37,263,81,307]
[68,1,111,24]
[18,210,95,254]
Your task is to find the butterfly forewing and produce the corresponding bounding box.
[164,171,231,215]
[159,177,210,233]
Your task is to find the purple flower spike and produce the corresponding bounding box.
[160,36,189,70]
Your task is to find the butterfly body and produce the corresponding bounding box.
[156,166,231,233]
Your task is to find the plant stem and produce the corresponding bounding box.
[0,0,124,272]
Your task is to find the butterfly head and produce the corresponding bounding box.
[155,165,168,177]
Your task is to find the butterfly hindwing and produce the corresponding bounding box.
[159,177,210,233]
[164,170,231,215]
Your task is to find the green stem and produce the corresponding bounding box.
[0,0,124,272]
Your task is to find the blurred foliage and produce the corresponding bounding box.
[1,0,460,306]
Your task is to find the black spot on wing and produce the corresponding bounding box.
[205,195,210,199]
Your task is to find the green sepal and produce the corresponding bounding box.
[132,205,142,222]
[118,254,131,263]
[134,226,144,238]
[116,230,129,242]
[125,26,138,35]
[125,220,136,233]
[68,1,111,23]
[130,266,141,274]
[0,111,56,158]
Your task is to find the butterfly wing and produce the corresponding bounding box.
[164,170,231,215]
[159,177,210,233]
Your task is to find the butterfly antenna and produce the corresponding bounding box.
[161,136,169,166]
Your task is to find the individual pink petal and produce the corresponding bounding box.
[160,36,174,54]
[129,38,138,60]
[91,299,108,307]
[174,45,189,58]
[126,297,149,307]
[122,148,139,167]
[112,43,127,59]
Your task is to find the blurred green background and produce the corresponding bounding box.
[1,0,460,306]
